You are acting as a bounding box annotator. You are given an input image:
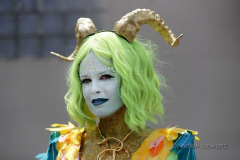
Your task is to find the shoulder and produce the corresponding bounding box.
[132,127,199,160]
[35,122,85,160]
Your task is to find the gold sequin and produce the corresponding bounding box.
[79,107,154,159]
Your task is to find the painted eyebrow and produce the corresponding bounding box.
[79,75,89,78]
[80,70,115,78]
[98,70,115,75]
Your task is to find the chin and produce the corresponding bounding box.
[96,114,109,118]
[96,110,112,118]
[95,112,111,118]
[93,108,115,118]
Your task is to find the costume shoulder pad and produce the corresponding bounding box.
[35,122,85,160]
[132,127,199,160]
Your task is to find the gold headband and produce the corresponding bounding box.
[50,8,183,61]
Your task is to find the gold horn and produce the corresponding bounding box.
[50,18,97,61]
[114,9,183,46]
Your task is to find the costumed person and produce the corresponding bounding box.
[36,9,199,160]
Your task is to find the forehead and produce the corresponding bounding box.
[79,50,113,74]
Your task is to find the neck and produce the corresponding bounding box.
[98,106,131,140]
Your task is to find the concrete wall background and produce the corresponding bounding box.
[0,0,240,159]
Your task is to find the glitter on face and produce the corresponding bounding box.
[79,50,124,118]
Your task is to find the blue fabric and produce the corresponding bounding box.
[35,131,60,160]
[170,132,197,160]
[35,153,47,160]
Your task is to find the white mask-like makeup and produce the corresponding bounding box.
[79,50,124,118]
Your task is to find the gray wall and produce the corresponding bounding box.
[0,0,240,159]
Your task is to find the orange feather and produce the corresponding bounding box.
[150,140,164,156]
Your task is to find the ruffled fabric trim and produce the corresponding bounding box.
[131,127,199,160]
[35,122,85,160]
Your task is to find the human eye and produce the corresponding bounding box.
[100,74,115,80]
[81,78,92,84]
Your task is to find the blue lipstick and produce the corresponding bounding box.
[92,98,109,106]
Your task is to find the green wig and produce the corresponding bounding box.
[65,32,165,131]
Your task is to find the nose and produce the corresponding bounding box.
[90,80,100,94]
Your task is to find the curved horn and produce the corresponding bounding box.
[114,9,183,46]
[51,18,97,61]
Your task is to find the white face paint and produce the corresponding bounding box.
[79,50,124,118]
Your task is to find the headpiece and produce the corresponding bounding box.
[50,9,183,61]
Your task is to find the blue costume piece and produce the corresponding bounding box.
[36,131,60,160]
[171,132,197,160]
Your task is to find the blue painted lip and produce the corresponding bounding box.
[92,98,109,106]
